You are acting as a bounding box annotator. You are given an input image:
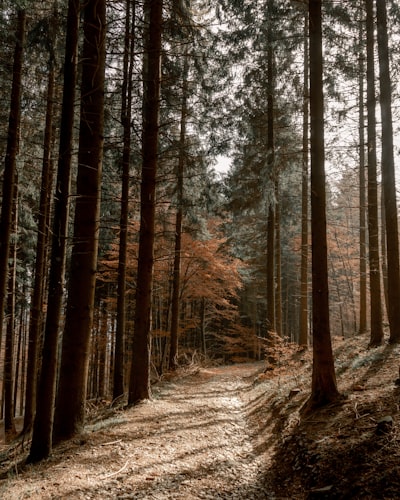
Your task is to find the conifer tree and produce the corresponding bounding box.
[53,0,106,442]
[358,1,367,334]
[0,9,25,365]
[28,0,80,463]
[376,0,400,343]
[169,49,188,371]
[366,0,384,347]
[128,0,163,404]
[305,0,340,411]
[113,0,136,401]
[23,4,58,434]
[4,178,18,441]
[266,0,276,335]
[299,9,309,346]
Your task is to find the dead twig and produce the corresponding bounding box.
[101,439,123,447]
[100,460,129,479]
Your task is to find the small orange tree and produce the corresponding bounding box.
[98,216,257,383]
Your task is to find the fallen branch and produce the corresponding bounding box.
[101,439,123,447]
[101,460,129,479]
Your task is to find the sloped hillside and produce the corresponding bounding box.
[249,333,400,498]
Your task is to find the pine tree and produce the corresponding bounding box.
[358,0,367,334]
[376,0,400,343]
[4,177,18,441]
[305,0,340,411]
[299,8,309,346]
[113,0,136,401]
[128,0,163,404]
[28,0,80,463]
[366,0,384,347]
[53,0,106,442]
[0,9,26,366]
[23,4,58,434]
[169,48,189,371]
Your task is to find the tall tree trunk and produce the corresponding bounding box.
[53,0,106,443]
[28,0,80,463]
[305,0,340,412]
[299,10,309,346]
[98,302,108,399]
[4,182,18,442]
[128,0,163,405]
[169,49,189,371]
[376,0,400,343]
[358,1,367,334]
[23,59,56,434]
[266,204,275,332]
[366,0,384,346]
[266,0,275,334]
[200,298,207,357]
[89,306,100,399]
[0,9,25,356]
[274,177,282,336]
[114,0,136,401]
[380,192,389,315]
[14,296,26,417]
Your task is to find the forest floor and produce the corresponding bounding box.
[0,332,400,499]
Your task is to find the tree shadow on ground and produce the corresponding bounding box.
[250,339,400,499]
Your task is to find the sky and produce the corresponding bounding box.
[215,155,231,175]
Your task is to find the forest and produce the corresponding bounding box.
[0,0,400,496]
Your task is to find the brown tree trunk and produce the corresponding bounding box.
[0,10,25,358]
[381,192,389,316]
[53,0,106,443]
[275,178,282,336]
[98,302,108,399]
[200,298,207,357]
[114,0,136,401]
[266,3,275,334]
[299,10,309,346]
[28,0,80,463]
[376,0,400,343]
[366,0,384,347]
[358,1,367,335]
[23,58,56,434]
[14,297,26,417]
[169,49,188,371]
[305,0,340,412]
[128,0,163,405]
[4,182,18,442]
[266,204,275,332]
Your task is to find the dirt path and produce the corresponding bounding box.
[0,363,272,499]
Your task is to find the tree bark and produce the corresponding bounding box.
[376,0,400,343]
[53,0,106,443]
[0,9,25,360]
[274,177,282,336]
[28,0,80,463]
[366,0,384,346]
[169,49,189,371]
[4,181,18,442]
[299,10,309,346]
[305,0,340,411]
[114,0,136,401]
[23,57,56,434]
[358,0,367,335]
[128,0,163,404]
[266,1,275,334]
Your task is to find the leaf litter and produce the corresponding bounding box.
[0,332,399,499]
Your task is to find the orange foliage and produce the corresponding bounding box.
[98,217,258,361]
